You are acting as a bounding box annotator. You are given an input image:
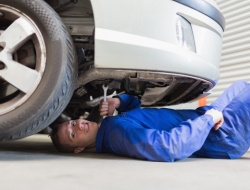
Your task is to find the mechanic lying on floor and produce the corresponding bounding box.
[50,80,250,162]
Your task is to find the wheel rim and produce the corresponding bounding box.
[0,5,46,115]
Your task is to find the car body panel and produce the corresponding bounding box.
[91,0,223,85]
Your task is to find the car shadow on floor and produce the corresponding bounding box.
[0,135,137,162]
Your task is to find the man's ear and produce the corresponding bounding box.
[74,147,85,154]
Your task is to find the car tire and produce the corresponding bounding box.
[0,0,77,140]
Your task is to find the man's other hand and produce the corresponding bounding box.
[205,109,224,130]
[99,98,121,116]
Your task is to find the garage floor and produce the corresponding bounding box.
[1,134,250,190]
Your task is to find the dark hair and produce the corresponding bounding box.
[49,124,75,153]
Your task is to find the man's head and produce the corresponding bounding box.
[50,119,100,153]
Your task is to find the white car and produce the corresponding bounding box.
[0,0,225,140]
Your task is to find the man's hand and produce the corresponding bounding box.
[99,98,121,116]
[205,109,224,130]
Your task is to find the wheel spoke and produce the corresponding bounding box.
[0,59,40,93]
[0,18,35,53]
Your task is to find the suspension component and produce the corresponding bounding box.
[53,0,78,11]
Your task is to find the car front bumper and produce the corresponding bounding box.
[91,0,224,85]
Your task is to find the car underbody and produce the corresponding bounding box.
[41,0,214,121]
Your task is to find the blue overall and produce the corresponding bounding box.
[96,81,250,162]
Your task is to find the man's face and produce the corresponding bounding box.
[57,119,99,153]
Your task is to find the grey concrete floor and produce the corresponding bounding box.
[0,134,250,190]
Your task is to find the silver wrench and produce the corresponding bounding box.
[102,84,109,101]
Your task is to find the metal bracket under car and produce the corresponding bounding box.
[76,68,213,106]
